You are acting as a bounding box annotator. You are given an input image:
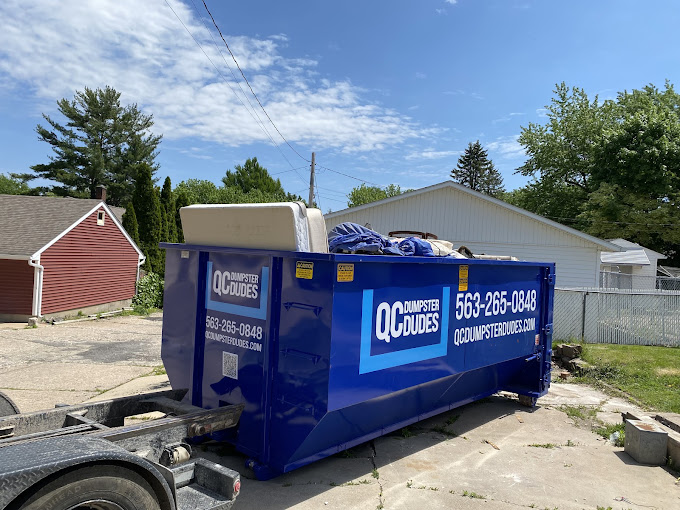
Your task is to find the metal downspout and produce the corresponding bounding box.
[137,255,146,282]
[27,258,44,317]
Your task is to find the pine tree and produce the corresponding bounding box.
[451,141,505,197]
[160,176,177,243]
[121,201,140,247]
[23,86,161,206]
[174,190,190,243]
[132,163,162,273]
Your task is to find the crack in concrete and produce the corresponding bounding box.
[369,440,384,509]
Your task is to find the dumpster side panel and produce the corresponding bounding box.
[268,257,334,470]
[328,259,546,411]
[162,248,201,393]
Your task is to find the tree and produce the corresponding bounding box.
[503,179,587,231]
[24,86,161,206]
[516,81,680,264]
[0,173,31,195]
[174,190,190,243]
[451,141,505,196]
[121,201,140,247]
[222,157,301,201]
[347,183,405,208]
[132,163,162,273]
[517,83,612,195]
[160,176,177,243]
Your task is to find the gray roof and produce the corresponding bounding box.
[0,195,118,258]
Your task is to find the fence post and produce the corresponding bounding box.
[581,291,587,340]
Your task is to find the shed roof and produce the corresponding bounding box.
[608,238,667,259]
[326,181,623,252]
[0,195,133,259]
[601,249,650,266]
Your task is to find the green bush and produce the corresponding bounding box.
[132,272,164,312]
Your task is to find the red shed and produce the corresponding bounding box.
[0,194,144,321]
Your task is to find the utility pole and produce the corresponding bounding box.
[308,152,315,207]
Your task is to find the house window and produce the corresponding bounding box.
[97,210,105,226]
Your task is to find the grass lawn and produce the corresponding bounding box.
[576,344,680,413]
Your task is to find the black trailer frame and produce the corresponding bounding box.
[0,389,243,510]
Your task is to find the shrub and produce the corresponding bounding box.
[132,272,164,312]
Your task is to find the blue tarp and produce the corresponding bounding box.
[328,222,435,257]
[328,222,402,255]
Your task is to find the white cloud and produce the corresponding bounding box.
[444,89,483,100]
[536,108,549,118]
[435,8,447,15]
[0,0,424,153]
[406,149,461,161]
[445,0,458,4]
[415,72,427,80]
[487,135,525,159]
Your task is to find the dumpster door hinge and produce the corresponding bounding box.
[543,323,552,335]
[546,273,556,286]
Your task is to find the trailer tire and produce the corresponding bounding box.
[16,464,161,510]
[0,390,20,416]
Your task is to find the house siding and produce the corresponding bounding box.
[326,187,607,288]
[40,208,139,314]
[0,259,33,315]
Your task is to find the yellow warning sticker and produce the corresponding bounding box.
[337,263,355,282]
[458,265,469,292]
[296,261,314,279]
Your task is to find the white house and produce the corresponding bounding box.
[600,238,666,290]
[325,181,622,288]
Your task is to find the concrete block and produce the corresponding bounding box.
[625,419,668,465]
[561,344,582,359]
[27,317,38,327]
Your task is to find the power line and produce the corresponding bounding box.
[316,193,347,205]
[189,0,308,187]
[201,0,310,163]
[164,0,273,147]
[315,164,385,188]
[168,1,385,192]
[270,166,309,176]
[188,0,276,143]
[164,0,308,186]
[315,185,348,197]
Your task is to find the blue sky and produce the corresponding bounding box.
[1,0,680,211]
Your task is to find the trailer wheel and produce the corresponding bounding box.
[0,390,20,416]
[16,465,161,510]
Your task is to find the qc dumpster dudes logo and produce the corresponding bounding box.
[359,285,450,374]
[359,283,541,374]
[205,260,269,320]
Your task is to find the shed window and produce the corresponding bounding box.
[97,210,105,226]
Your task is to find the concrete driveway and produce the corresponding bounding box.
[0,313,166,411]
[0,314,678,509]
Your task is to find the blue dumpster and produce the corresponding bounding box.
[161,244,555,479]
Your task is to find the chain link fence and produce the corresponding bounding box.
[553,288,680,346]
